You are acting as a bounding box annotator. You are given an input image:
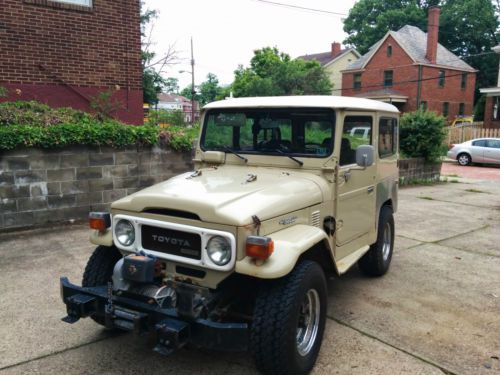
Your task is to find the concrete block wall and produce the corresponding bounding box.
[0,145,193,231]
[399,157,442,184]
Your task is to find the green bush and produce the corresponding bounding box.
[0,100,199,151]
[147,109,186,127]
[400,109,446,163]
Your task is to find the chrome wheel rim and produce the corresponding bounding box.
[296,289,320,356]
[382,222,392,262]
[458,155,469,165]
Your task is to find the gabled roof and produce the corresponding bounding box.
[346,25,475,72]
[157,93,190,103]
[298,48,360,67]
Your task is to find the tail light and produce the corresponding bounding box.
[246,236,274,260]
[89,212,111,232]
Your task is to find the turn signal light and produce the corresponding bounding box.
[246,236,274,260]
[89,212,111,232]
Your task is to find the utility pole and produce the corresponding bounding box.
[190,37,195,125]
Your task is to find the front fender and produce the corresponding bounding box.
[89,229,113,247]
[235,224,333,279]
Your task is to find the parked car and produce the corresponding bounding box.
[450,115,474,128]
[447,138,500,166]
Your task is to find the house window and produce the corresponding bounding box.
[383,70,393,87]
[461,73,467,90]
[54,0,92,5]
[443,102,449,117]
[438,70,445,87]
[459,103,465,116]
[387,45,392,57]
[420,101,428,111]
[353,73,362,90]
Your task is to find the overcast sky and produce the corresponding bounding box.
[143,0,358,90]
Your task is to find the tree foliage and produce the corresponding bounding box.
[199,73,222,105]
[164,77,180,94]
[343,0,499,91]
[232,47,332,97]
[400,109,446,162]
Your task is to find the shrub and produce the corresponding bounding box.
[147,109,186,127]
[400,109,446,163]
[0,100,199,151]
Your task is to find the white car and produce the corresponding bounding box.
[447,138,500,166]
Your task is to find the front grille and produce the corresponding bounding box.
[141,225,202,260]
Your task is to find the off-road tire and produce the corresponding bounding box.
[82,245,122,325]
[457,153,472,166]
[250,260,327,375]
[358,206,394,277]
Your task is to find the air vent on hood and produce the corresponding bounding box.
[311,211,320,227]
[142,208,200,221]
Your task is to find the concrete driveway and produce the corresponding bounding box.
[0,179,499,374]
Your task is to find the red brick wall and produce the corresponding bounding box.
[0,0,143,124]
[342,35,476,121]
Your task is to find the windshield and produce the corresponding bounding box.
[201,108,335,158]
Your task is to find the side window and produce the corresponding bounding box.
[472,139,486,147]
[341,116,372,166]
[379,118,397,158]
[304,121,334,156]
[486,139,500,149]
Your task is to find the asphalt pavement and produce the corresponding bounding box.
[0,171,499,374]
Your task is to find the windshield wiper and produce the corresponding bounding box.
[222,146,248,163]
[275,148,303,166]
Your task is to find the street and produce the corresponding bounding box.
[0,176,499,374]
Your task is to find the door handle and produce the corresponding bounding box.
[367,186,374,194]
[343,172,351,182]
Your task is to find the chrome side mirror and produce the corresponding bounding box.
[356,145,374,168]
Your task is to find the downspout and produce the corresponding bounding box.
[416,65,423,109]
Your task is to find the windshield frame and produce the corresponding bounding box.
[200,107,336,159]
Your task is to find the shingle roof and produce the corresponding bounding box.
[346,25,475,72]
[297,48,356,66]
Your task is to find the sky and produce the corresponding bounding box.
[143,0,358,90]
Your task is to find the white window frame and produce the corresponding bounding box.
[52,0,92,7]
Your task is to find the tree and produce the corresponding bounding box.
[140,3,178,104]
[343,0,499,94]
[164,77,179,94]
[439,0,499,89]
[232,47,332,97]
[180,84,194,100]
[199,73,222,105]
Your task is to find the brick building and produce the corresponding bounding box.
[342,7,476,121]
[0,0,143,124]
[479,45,500,128]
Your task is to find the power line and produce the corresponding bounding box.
[251,0,347,17]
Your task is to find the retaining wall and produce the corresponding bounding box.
[0,145,193,231]
[399,157,442,184]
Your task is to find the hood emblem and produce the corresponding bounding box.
[243,173,257,184]
[279,216,297,226]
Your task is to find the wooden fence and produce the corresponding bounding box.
[445,123,500,144]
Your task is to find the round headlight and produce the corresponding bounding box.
[115,219,135,246]
[206,236,231,266]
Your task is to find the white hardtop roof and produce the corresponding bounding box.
[203,96,399,114]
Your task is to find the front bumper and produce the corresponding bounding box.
[60,277,248,355]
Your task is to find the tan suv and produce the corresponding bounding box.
[61,96,399,375]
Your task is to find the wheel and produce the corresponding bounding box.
[82,245,122,325]
[457,153,471,166]
[250,260,327,375]
[358,206,394,277]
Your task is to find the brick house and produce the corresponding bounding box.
[0,0,143,124]
[297,42,360,94]
[342,7,476,121]
[479,45,500,128]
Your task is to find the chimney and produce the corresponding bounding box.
[331,42,341,57]
[426,6,440,64]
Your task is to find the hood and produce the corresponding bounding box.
[111,166,324,226]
